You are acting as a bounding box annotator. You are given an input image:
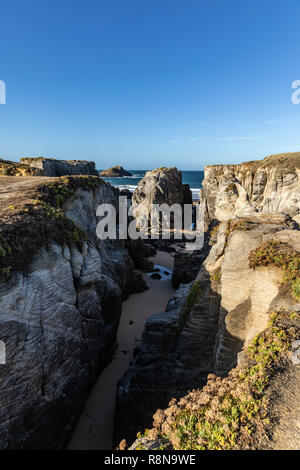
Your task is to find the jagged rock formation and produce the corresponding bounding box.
[128,306,299,450]
[99,166,132,177]
[0,176,147,449]
[133,167,192,209]
[200,152,300,228]
[20,157,98,177]
[0,158,43,176]
[132,167,192,233]
[115,213,299,445]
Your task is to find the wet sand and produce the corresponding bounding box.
[68,250,175,450]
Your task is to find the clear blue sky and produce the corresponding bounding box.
[1,0,300,170]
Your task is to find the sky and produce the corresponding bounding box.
[1,0,300,170]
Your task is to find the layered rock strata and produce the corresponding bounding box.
[20,157,98,177]
[132,167,192,234]
[115,213,299,445]
[0,175,146,449]
[200,152,300,228]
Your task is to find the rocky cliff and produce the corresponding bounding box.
[0,175,147,449]
[115,213,300,448]
[200,152,300,229]
[20,157,98,177]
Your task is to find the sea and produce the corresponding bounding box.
[100,170,204,200]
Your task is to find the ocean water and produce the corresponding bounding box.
[101,170,204,200]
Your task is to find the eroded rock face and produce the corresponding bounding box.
[20,157,98,177]
[114,213,299,444]
[132,167,192,231]
[200,152,300,227]
[0,182,146,449]
[171,250,206,289]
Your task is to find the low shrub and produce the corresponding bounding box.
[249,240,300,301]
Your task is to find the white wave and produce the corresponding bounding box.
[191,188,200,200]
[110,184,200,199]
[116,184,137,192]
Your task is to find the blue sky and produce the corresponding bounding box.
[1,0,300,170]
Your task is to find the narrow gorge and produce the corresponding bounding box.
[0,152,299,450]
[115,152,300,450]
[0,174,151,448]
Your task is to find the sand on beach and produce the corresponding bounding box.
[67,250,175,450]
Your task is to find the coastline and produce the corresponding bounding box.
[100,169,204,202]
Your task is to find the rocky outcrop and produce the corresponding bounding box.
[0,176,147,449]
[115,213,299,445]
[0,158,43,176]
[171,249,206,289]
[100,166,132,177]
[132,167,192,233]
[128,305,299,450]
[20,157,98,177]
[200,152,300,228]
[133,167,191,209]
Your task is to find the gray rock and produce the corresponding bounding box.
[0,182,148,449]
[150,273,161,279]
[200,152,300,228]
[100,166,132,177]
[115,213,300,445]
[20,157,98,176]
[171,250,205,289]
[132,167,192,234]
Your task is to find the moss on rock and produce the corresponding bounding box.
[249,240,300,301]
[0,175,104,280]
[0,159,43,176]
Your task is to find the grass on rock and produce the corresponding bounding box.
[132,309,299,450]
[0,175,104,280]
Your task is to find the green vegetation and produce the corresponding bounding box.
[177,281,202,331]
[225,183,236,193]
[39,175,104,208]
[0,176,105,280]
[20,156,45,162]
[210,223,221,238]
[210,268,221,283]
[259,152,300,171]
[0,159,43,176]
[137,308,299,450]
[249,240,300,301]
[226,218,256,238]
